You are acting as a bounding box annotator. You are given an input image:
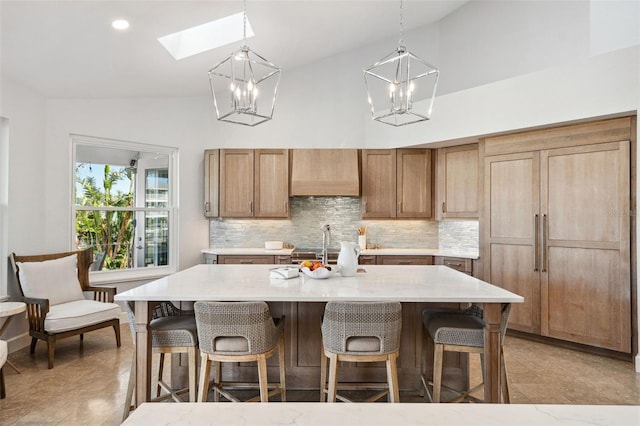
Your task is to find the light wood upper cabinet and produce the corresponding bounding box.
[255,149,289,218]
[361,149,432,219]
[482,118,632,353]
[361,150,396,218]
[436,144,479,220]
[396,149,432,219]
[219,149,289,218]
[204,149,219,217]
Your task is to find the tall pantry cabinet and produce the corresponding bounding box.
[482,118,633,353]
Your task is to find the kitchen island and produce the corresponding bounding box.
[115,264,522,407]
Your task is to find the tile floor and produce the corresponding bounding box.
[0,325,638,425]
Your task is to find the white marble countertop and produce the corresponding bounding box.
[115,264,522,303]
[122,403,640,426]
[202,247,479,259]
[201,247,294,256]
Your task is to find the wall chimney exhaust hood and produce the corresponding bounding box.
[290,149,360,196]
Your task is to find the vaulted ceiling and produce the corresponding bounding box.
[0,0,468,99]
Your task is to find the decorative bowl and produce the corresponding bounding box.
[265,241,284,250]
[300,266,334,279]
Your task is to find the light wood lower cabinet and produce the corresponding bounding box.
[483,119,632,353]
[217,255,291,264]
[434,256,473,275]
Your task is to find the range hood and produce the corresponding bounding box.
[290,149,360,196]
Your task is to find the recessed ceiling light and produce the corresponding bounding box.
[158,12,254,61]
[112,19,130,30]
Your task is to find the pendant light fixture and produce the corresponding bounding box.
[364,0,439,127]
[208,0,281,126]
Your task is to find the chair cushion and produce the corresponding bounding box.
[45,300,121,333]
[0,340,7,367]
[150,315,198,347]
[424,311,485,347]
[345,336,381,352]
[17,254,84,305]
[213,336,249,352]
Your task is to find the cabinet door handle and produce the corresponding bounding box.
[204,201,210,214]
[363,201,367,213]
[442,202,446,213]
[398,202,402,213]
[445,262,462,267]
[249,201,253,213]
[240,260,253,264]
[541,214,547,272]
[284,201,288,213]
[533,214,539,272]
[399,261,411,265]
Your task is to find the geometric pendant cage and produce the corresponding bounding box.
[209,45,281,126]
[363,0,439,127]
[208,1,281,127]
[364,46,439,126]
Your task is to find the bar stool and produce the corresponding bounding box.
[320,301,402,403]
[194,301,286,403]
[123,301,199,421]
[420,304,511,403]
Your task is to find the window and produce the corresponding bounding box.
[72,135,178,282]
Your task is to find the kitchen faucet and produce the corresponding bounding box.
[321,224,331,264]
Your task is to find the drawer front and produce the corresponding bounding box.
[359,255,377,265]
[435,256,473,274]
[217,255,275,264]
[275,255,292,264]
[377,255,433,265]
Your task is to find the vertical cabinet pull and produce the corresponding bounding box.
[398,202,402,213]
[541,214,547,272]
[533,214,539,271]
[204,201,210,214]
[249,201,253,213]
[442,202,446,213]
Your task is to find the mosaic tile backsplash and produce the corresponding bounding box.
[209,196,478,253]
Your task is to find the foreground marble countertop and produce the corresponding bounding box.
[202,247,479,259]
[122,403,640,426]
[115,264,521,303]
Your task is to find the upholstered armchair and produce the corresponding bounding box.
[10,248,121,369]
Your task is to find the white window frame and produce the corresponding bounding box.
[71,134,179,283]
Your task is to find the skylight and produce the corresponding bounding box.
[158,12,254,60]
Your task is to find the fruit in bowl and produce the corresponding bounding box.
[300,261,333,279]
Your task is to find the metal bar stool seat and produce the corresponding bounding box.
[194,301,286,403]
[320,301,402,403]
[420,304,511,403]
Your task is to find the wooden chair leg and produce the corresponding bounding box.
[501,345,510,403]
[30,337,37,354]
[114,323,122,347]
[320,347,327,401]
[197,354,211,402]
[122,353,136,421]
[432,343,444,403]
[326,352,339,403]
[47,337,56,369]
[213,361,221,402]
[80,333,84,341]
[188,347,198,402]
[277,335,286,402]
[156,353,165,398]
[386,352,400,403]
[257,354,269,402]
[0,367,5,399]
